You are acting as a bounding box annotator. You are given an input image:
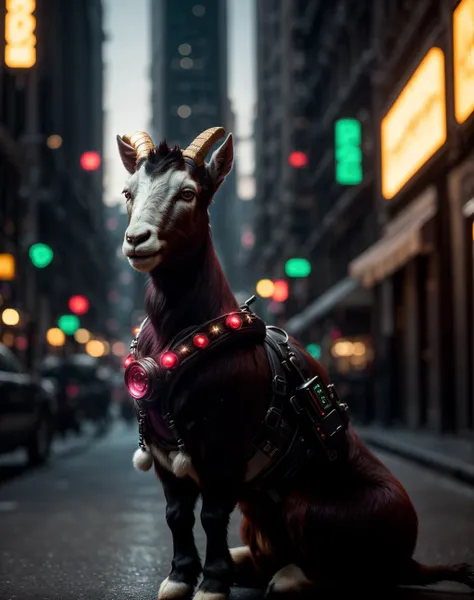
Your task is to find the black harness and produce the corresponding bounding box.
[125,296,350,489]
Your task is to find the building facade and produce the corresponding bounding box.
[0,0,111,366]
[257,0,474,435]
[149,0,240,287]
[349,0,474,436]
[253,0,378,420]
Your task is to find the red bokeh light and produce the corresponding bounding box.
[80,151,101,171]
[160,351,178,369]
[66,384,80,398]
[107,217,118,231]
[193,334,209,349]
[272,280,289,302]
[15,335,28,351]
[288,151,308,168]
[225,314,242,330]
[68,295,89,315]
[241,226,255,249]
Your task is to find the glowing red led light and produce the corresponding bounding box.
[68,295,89,315]
[272,280,289,302]
[80,151,101,171]
[125,363,150,399]
[160,351,178,369]
[225,314,242,330]
[124,355,134,368]
[288,151,308,168]
[193,334,209,349]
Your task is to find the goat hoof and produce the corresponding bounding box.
[265,564,314,596]
[193,590,228,600]
[158,577,193,600]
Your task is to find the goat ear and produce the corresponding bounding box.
[116,135,137,174]
[207,133,234,191]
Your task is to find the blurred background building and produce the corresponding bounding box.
[253,0,378,420]
[0,0,119,368]
[252,0,474,440]
[149,0,241,287]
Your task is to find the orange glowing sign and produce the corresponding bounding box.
[453,0,474,124]
[381,47,446,200]
[4,0,37,69]
[0,254,15,281]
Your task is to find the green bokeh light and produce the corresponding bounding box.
[29,243,54,268]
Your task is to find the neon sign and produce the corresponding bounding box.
[4,0,37,69]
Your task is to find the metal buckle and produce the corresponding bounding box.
[264,407,282,430]
[261,440,279,458]
[272,375,287,395]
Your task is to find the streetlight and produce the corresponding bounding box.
[1,308,20,326]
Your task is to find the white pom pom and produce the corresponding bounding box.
[132,447,153,472]
[170,451,193,478]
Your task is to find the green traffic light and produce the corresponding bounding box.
[306,343,321,360]
[57,314,80,335]
[29,243,54,268]
[285,258,311,278]
[335,119,361,146]
[335,119,363,186]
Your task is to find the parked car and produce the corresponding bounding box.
[40,354,112,435]
[0,343,57,465]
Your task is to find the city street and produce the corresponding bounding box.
[0,424,473,600]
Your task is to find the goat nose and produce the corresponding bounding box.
[126,230,151,246]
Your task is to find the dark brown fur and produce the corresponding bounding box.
[117,135,474,597]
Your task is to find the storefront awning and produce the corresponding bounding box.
[286,277,367,335]
[349,187,437,288]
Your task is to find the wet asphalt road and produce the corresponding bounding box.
[0,424,473,600]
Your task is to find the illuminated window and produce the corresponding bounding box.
[177,105,192,119]
[178,43,192,56]
[47,134,62,149]
[180,57,194,69]
[192,4,206,17]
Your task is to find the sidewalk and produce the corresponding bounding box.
[356,425,474,485]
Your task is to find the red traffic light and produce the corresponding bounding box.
[68,295,89,315]
[288,151,308,168]
[80,151,101,171]
[272,280,289,302]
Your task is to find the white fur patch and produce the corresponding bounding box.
[193,591,227,600]
[268,564,313,594]
[132,447,153,471]
[122,167,197,262]
[170,451,200,485]
[230,546,252,567]
[148,445,200,485]
[158,576,193,600]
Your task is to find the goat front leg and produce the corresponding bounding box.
[194,481,239,600]
[158,467,201,600]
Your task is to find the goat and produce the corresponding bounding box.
[116,128,474,599]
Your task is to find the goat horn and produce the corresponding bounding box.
[122,131,155,162]
[182,127,225,166]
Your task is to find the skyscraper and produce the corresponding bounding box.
[150,0,239,286]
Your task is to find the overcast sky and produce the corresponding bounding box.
[102,0,256,206]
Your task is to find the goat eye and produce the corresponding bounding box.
[124,191,132,201]
[180,189,195,201]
